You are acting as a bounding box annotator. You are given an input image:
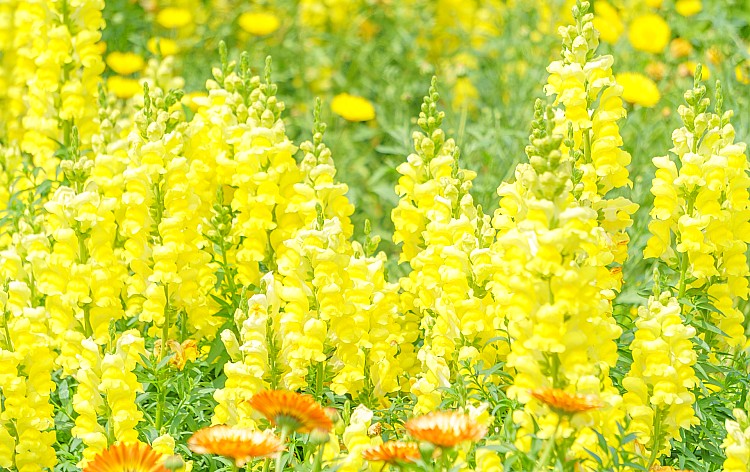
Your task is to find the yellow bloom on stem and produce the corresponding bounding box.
[736,61,750,85]
[83,442,167,472]
[331,93,376,122]
[628,14,671,54]
[593,1,623,44]
[616,72,661,107]
[238,12,281,36]
[404,411,487,448]
[723,409,750,472]
[675,0,702,16]
[106,76,142,99]
[147,37,179,56]
[156,7,193,29]
[106,52,145,75]
[188,426,284,466]
[670,38,693,59]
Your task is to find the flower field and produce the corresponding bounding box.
[1,0,750,471]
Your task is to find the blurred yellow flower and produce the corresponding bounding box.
[616,72,661,107]
[676,0,702,16]
[593,1,623,44]
[182,91,209,111]
[646,62,666,81]
[331,93,375,122]
[706,46,722,65]
[679,61,710,80]
[147,37,179,56]
[669,38,692,59]
[156,7,193,29]
[452,77,479,112]
[628,14,671,54]
[96,42,107,55]
[105,51,145,75]
[736,61,750,85]
[106,75,142,99]
[238,12,281,36]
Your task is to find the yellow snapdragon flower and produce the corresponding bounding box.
[722,409,750,472]
[622,292,699,459]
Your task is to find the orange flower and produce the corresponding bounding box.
[650,466,693,472]
[362,441,421,464]
[188,425,284,466]
[530,388,603,414]
[84,442,167,472]
[404,411,487,448]
[247,390,333,433]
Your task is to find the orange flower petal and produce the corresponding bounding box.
[247,390,333,433]
[530,387,603,414]
[362,441,421,464]
[188,425,285,467]
[404,411,487,448]
[84,442,168,472]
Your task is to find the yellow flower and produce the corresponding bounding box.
[670,38,693,59]
[238,12,281,36]
[646,62,666,81]
[106,76,142,99]
[147,37,179,56]
[616,72,660,107]
[331,93,376,122]
[675,0,702,16]
[593,1,623,44]
[105,51,145,75]
[736,61,750,85]
[628,14,671,54]
[679,61,711,80]
[156,7,193,29]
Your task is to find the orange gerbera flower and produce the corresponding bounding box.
[530,388,603,414]
[362,441,421,464]
[84,442,167,472]
[247,390,334,433]
[404,411,487,448]
[188,425,285,466]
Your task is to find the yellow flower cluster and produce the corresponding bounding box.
[645,75,750,350]
[544,1,638,275]
[722,408,750,472]
[490,101,622,459]
[0,280,57,472]
[392,79,498,414]
[622,292,698,460]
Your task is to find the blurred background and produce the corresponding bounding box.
[101,0,750,270]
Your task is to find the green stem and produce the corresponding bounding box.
[275,427,289,471]
[2,309,13,351]
[155,284,171,431]
[315,362,324,402]
[311,443,325,472]
[262,457,271,472]
[677,199,695,299]
[534,422,560,472]
[583,127,592,164]
[646,408,666,470]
